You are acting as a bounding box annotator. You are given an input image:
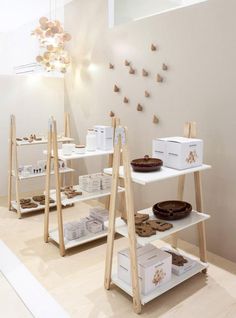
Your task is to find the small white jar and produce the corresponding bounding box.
[62,143,75,156]
[75,145,86,154]
[86,129,97,151]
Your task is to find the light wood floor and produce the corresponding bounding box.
[0,198,236,318]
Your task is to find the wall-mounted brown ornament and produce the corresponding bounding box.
[157,74,164,83]
[153,115,159,124]
[142,69,149,77]
[125,60,130,66]
[162,63,168,71]
[137,104,143,112]
[151,44,157,51]
[123,97,129,103]
[110,111,115,117]
[114,84,120,92]
[145,91,150,98]
[109,63,114,69]
[129,67,135,74]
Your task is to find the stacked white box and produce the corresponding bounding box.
[94,125,113,150]
[64,221,86,241]
[86,220,103,233]
[89,206,109,223]
[118,245,172,295]
[79,174,101,192]
[153,136,203,170]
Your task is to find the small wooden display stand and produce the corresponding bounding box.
[44,117,124,256]
[104,123,211,314]
[8,113,73,219]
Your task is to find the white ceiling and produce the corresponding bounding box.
[0,0,72,33]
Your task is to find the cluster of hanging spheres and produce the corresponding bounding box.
[32,17,72,73]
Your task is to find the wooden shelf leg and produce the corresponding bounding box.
[104,141,121,289]
[194,171,207,272]
[123,139,141,314]
[8,117,13,211]
[44,121,52,243]
[53,120,66,257]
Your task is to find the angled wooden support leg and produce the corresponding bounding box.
[122,130,142,314]
[44,118,53,243]
[104,137,121,289]
[194,171,207,272]
[52,119,66,256]
[8,116,14,211]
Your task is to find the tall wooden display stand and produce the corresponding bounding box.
[8,113,72,219]
[44,117,121,256]
[104,123,209,314]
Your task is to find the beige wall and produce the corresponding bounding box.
[0,75,65,196]
[64,0,236,262]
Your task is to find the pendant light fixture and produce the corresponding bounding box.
[31,0,72,74]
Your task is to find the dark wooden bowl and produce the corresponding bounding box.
[153,200,192,220]
[131,155,163,172]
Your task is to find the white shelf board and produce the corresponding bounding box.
[16,137,74,146]
[12,167,74,180]
[112,256,208,305]
[50,185,125,206]
[49,228,108,250]
[105,208,210,246]
[104,164,211,185]
[11,200,56,214]
[57,148,113,161]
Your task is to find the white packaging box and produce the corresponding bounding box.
[153,137,203,170]
[89,206,109,222]
[118,245,172,295]
[162,248,197,276]
[94,126,102,149]
[94,126,113,151]
[64,221,85,241]
[87,220,103,233]
[79,174,101,192]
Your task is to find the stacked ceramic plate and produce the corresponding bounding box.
[153,200,192,220]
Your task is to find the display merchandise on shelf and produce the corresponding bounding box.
[44,117,124,256]
[104,122,211,314]
[8,113,73,219]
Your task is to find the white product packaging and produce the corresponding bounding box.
[118,245,172,295]
[79,174,101,192]
[86,219,103,233]
[21,165,33,177]
[94,125,113,151]
[37,160,47,172]
[89,206,109,222]
[86,129,97,151]
[162,248,197,276]
[153,136,203,170]
[64,221,86,241]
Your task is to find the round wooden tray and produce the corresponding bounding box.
[153,200,192,220]
[131,155,163,172]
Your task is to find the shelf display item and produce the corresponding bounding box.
[64,221,86,241]
[134,213,150,225]
[86,219,104,233]
[131,155,163,172]
[62,143,75,155]
[163,248,197,276]
[75,145,86,154]
[61,186,82,199]
[152,136,203,170]
[79,173,112,192]
[153,200,192,220]
[94,126,113,151]
[118,245,171,295]
[89,206,109,223]
[86,129,97,151]
[146,220,173,231]
[135,224,156,237]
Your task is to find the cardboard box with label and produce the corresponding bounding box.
[153,136,203,170]
[118,244,172,295]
